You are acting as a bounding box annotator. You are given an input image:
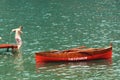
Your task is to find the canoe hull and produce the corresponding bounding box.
[35,45,112,63]
[36,51,112,62]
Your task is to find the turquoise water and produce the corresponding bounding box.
[0,0,120,80]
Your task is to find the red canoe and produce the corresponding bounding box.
[35,44,112,63]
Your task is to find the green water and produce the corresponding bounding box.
[0,0,120,80]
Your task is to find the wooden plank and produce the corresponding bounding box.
[0,44,17,52]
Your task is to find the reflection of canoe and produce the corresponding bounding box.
[35,44,112,63]
[0,44,17,51]
[36,59,112,70]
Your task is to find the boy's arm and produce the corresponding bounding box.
[12,29,16,32]
[10,29,16,34]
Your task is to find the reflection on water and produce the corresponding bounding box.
[36,59,112,72]
[0,50,24,80]
[36,59,113,80]
[13,50,24,71]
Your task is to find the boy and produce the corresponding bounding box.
[11,26,23,49]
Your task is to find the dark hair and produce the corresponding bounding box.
[19,26,23,29]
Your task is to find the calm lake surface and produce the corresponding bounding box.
[0,0,120,80]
